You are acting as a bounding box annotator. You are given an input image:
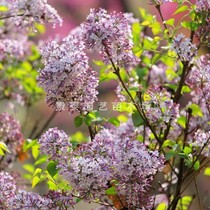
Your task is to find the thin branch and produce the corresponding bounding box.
[33,110,57,139]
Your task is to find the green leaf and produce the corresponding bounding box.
[76,198,83,203]
[23,164,35,174]
[193,160,200,171]
[174,5,188,15]
[132,111,144,127]
[32,176,40,188]
[162,140,176,148]
[47,161,58,178]
[165,150,177,160]
[141,20,150,26]
[23,139,37,152]
[32,144,40,160]
[151,54,162,65]
[181,21,191,30]
[181,85,191,94]
[108,117,120,126]
[177,195,193,210]
[183,146,192,155]
[0,142,10,153]
[177,116,186,128]
[187,104,203,117]
[204,167,210,176]
[34,168,42,176]
[34,155,47,166]
[84,115,92,126]
[164,18,175,26]
[34,23,46,34]
[23,173,33,180]
[0,148,5,156]
[74,116,83,128]
[47,180,57,190]
[105,186,117,195]
[156,203,167,210]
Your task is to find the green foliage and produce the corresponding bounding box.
[105,186,117,195]
[187,104,203,117]
[132,111,144,127]
[174,5,189,15]
[74,115,83,128]
[204,167,210,176]
[0,142,10,155]
[156,203,167,210]
[177,196,193,210]
[47,161,58,178]
[108,117,120,126]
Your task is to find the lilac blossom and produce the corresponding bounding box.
[196,0,210,11]
[81,8,139,70]
[54,120,164,209]
[186,54,210,130]
[0,172,76,209]
[11,190,52,210]
[187,54,210,100]
[189,129,210,157]
[0,78,25,106]
[39,127,71,161]
[142,86,180,129]
[38,35,98,113]
[0,172,16,209]
[11,0,62,28]
[171,33,197,62]
[0,39,25,61]
[0,113,23,168]
[45,190,75,209]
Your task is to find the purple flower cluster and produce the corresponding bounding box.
[186,54,210,130]
[39,127,71,161]
[0,78,25,106]
[11,0,62,28]
[0,172,16,209]
[0,0,61,61]
[171,33,197,62]
[0,39,25,61]
[196,0,210,11]
[81,8,139,70]
[188,54,210,99]
[189,129,210,157]
[0,172,75,209]
[0,113,23,168]
[40,121,164,209]
[38,35,98,113]
[142,86,180,128]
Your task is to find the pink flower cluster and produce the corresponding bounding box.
[81,8,139,70]
[0,172,75,209]
[38,35,99,113]
[196,0,210,11]
[0,113,23,169]
[9,0,62,28]
[143,86,180,129]
[171,34,197,62]
[39,121,164,209]
[0,0,62,61]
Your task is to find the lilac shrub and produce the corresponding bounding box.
[0,0,210,210]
